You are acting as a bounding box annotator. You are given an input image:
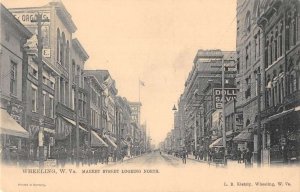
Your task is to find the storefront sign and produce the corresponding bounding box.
[213,88,237,109]
[13,11,50,25]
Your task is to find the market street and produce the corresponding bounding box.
[114,151,206,167]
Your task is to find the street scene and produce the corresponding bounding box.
[0,0,300,171]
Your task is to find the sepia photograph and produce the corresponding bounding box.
[0,0,299,191]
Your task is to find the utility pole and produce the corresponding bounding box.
[257,72,262,167]
[32,13,49,168]
[75,75,80,167]
[221,56,227,166]
[194,113,197,152]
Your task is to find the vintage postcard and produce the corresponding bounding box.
[0,0,299,192]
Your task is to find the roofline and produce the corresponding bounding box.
[1,3,32,38]
[72,38,89,61]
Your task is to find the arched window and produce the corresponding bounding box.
[286,19,290,50]
[246,119,250,127]
[270,36,273,64]
[60,32,65,66]
[292,17,296,45]
[279,25,283,57]
[274,31,278,61]
[265,40,269,68]
[57,28,60,62]
[65,40,69,68]
[245,11,251,33]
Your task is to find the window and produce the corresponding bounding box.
[60,32,65,66]
[245,44,250,68]
[286,22,290,50]
[32,68,38,78]
[43,92,46,115]
[236,58,240,74]
[254,32,260,60]
[57,28,60,62]
[43,76,47,84]
[32,87,37,112]
[245,77,251,99]
[10,61,17,95]
[279,33,283,57]
[270,37,273,64]
[71,88,75,110]
[49,95,54,118]
[245,11,251,33]
[72,60,75,82]
[265,40,269,68]
[50,81,55,89]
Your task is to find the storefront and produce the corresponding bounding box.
[264,107,300,165]
[0,108,29,165]
[233,129,254,152]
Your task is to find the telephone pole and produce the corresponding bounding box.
[75,75,80,167]
[221,56,227,166]
[32,13,49,168]
[257,72,262,167]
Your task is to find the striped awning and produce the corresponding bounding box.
[104,135,117,148]
[91,131,108,147]
[62,116,88,132]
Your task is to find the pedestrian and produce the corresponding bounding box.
[237,148,242,163]
[182,150,187,164]
[244,148,252,168]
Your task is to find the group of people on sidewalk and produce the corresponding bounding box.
[236,148,253,167]
[165,147,254,167]
[1,145,129,167]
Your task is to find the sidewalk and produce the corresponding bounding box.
[186,156,247,168]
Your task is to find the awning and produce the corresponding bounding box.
[61,116,88,132]
[120,139,129,148]
[0,108,29,138]
[264,108,295,123]
[233,130,253,142]
[104,135,117,148]
[209,138,223,148]
[226,130,234,137]
[91,131,108,147]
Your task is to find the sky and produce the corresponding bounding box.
[2,0,237,146]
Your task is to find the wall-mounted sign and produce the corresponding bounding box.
[43,49,51,58]
[13,11,50,25]
[213,88,237,109]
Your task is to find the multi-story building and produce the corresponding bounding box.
[235,0,265,155]
[83,70,118,153]
[9,1,89,160]
[83,72,108,149]
[257,0,300,165]
[0,4,31,160]
[182,49,236,154]
[116,97,132,156]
